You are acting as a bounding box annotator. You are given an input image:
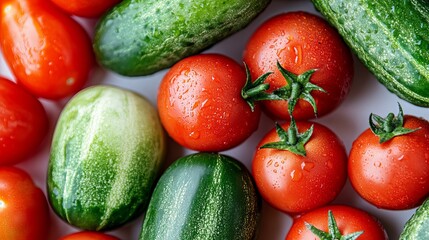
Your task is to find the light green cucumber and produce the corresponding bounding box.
[93,0,271,76]
[47,85,166,231]
[139,153,261,240]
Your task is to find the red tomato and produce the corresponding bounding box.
[0,0,94,100]
[60,231,120,240]
[286,205,388,240]
[243,11,354,120]
[0,167,49,240]
[0,77,49,165]
[252,121,347,214]
[51,0,121,18]
[349,114,429,210]
[158,53,261,152]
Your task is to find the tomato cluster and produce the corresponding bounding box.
[1,0,428,239]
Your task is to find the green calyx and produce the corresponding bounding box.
[273,61,326,117]
[305,210,364,240]
[241,62,282,112]
[369,103,420,143]
[259,118,313,156]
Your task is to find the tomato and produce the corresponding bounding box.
[0,167,49,240]
[51,0,121,18]
[349,106,429,210]
[0,0,94,100]
[252,120,347,214]
[286,205,388,240]
[60,231,120,240]
[243,11,354,120]
[157,53,261,152]
[0,77,49,165]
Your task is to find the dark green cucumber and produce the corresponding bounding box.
[139,153,260,240]
[47,85,166,231]
[400,198,429,239]
[311,0,429,107]
[93,0,270,76]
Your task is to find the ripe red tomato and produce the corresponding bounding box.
[60,231,120,240]
[0,77,49,165]
[51,0,121,18]
[243,11,353,120]
[349,109,429,209]
[252,120,347,214]
[0,0,94,100]
[0,167,50,240]
[158,53,261,152]
[285,205,388,240]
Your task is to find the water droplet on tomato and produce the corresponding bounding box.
[189,131,200,139]
[66,78,75,86]
[201,99,209,108]
[301,161,315,172]
[325,161,333,169]
[266,160,273,167]
[397,155,404,161]
[374,161,382,167]
[293,45,302,64]
[274,162,279,167]
[191,101,199,110]
[290,170,302,182]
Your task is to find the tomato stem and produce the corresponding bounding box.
[369,103,420,143]
[260,117,313,156]
[241,62,282,112]
[305,210,364,240]
[273,61,325,117]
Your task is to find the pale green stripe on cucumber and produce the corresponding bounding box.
[48,85,166,231]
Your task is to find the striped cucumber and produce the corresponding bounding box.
[93,0,270,76]
[47,85,166,231]
[311,0,429,107]
[139,153,260,240]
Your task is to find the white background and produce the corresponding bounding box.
[1,0,428,239]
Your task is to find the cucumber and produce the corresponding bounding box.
[139,153,260,240]
[93,0,270,76]
[47,85,166,231]
[400,198,429,239]
[311,0,429,107]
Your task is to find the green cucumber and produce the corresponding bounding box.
[93,0,270,76]
[311,0,429,107]
[139,153,260,240]
[47,85,166,231]
[400,198,429,239]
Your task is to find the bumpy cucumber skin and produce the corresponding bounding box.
[400,198,429,239]
[312,0,429,107]
[139,153,260,240]
[47,85,166,231]
[93,0,270,76]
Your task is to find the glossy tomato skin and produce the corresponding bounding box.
[252,121,347,214]
[0,77,49,165]
[243,11,353,120]
[349,116,429,210]
[158,53,260,152]
[51,0,121,18]
[285,205,388,240]
[0,0,94,100]
[0,167,49,240]
[60,231,120,240]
